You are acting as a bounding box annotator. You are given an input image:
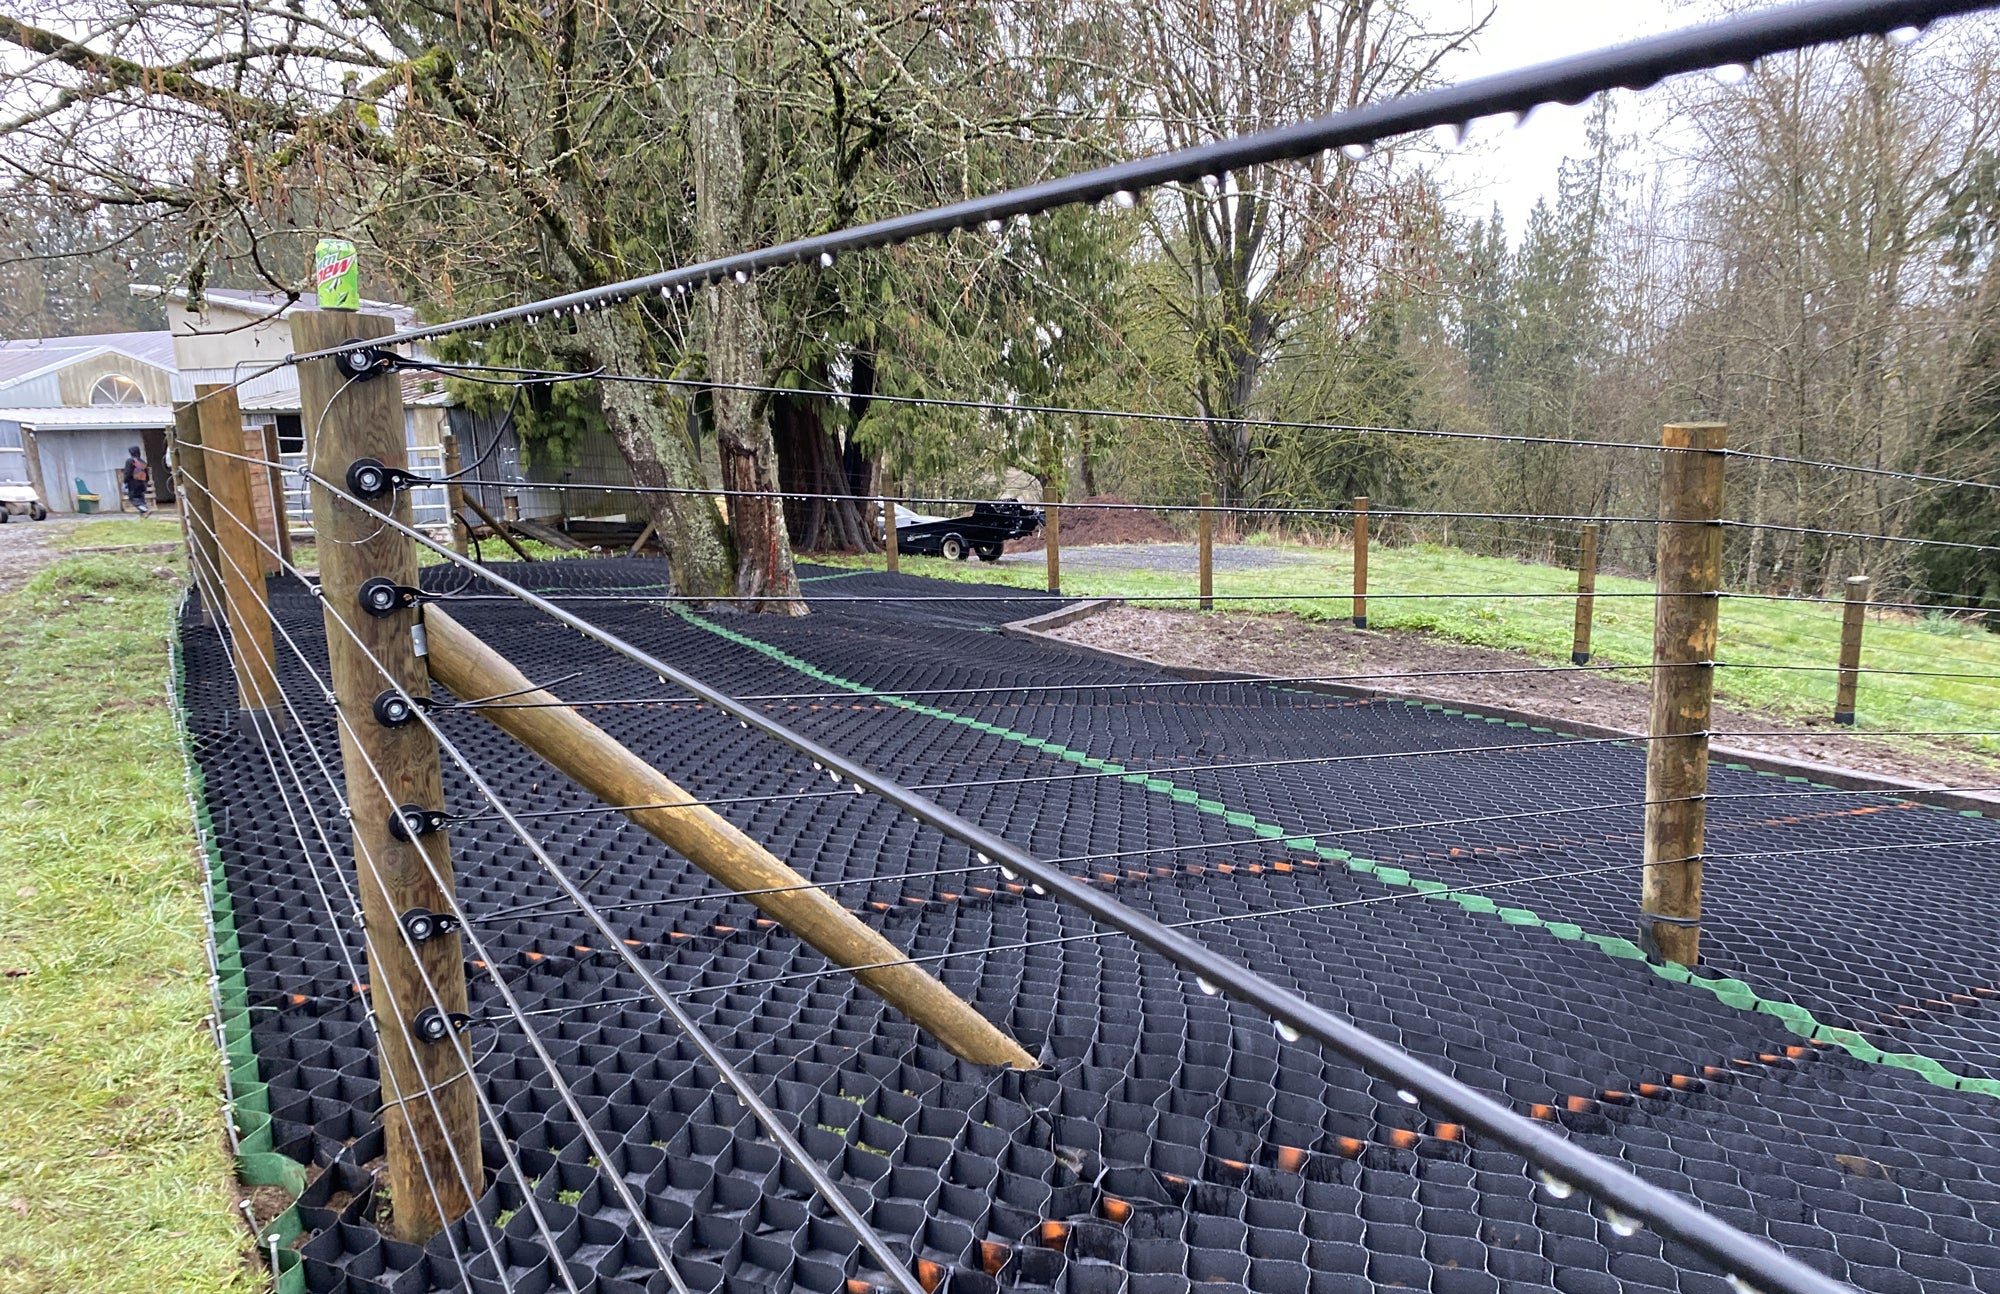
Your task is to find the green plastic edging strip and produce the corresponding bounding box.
[677,607,2000,1101]
[170,604,308,1293]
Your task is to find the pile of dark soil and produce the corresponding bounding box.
[1006,495,1179,552]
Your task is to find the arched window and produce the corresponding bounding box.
[89,374,147,407]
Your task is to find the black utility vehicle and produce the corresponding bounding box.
[897,500,1043,562]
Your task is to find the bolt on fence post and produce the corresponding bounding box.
[294,310,482,1241]
[1834,573,1870,725]
[195,383,285,730]
[1198,492,1214,611]
[441,432,469,557]
[1351,495,1369,628]
[884,481,900,575]
[1573,522,1600,666]
[1640,422,1726,967]
[1046,484,1061,595]
[172,400,220,628]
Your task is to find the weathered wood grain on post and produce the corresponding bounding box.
[172,401,220,628]
[884,482,899,575]
[1045,486,1061,595]
[1573,522,1600,666]
[441,432,469,557]
[1834,574,1871,725]
[1351,496,1369,629]
[421,607,1037,1070]
[1198,493,1214,612]
[1640,422,1726,968]
[295,311,481,1241]
[194,384,283,724]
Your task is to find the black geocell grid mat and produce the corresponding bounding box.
[180,558,2000,1294]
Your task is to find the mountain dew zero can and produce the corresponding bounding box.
[314,237,359,311]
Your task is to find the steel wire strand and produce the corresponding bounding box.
[480,778,2000,928]
[420,359,2000,498]
[181,481,702,1294]
[292,0,1992,381]
[493,836,2000,1027]
[307,466,1862,1294]
[265,510,929,1294]
[179,518,564,1294]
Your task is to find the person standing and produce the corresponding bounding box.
[122,446,151,517]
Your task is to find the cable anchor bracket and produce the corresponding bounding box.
[387,804,449,842]
[345,457,435,500]
[358,577,426,617]
[411,1007,472,1045]
[399,907,462,944]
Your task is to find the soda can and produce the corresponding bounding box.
[314,237,360,311]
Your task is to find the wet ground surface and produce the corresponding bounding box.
[183,558,2000,1294]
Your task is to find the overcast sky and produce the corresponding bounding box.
[1415,0,1686,233]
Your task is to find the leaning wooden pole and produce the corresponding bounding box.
[420,607,1037,1070]
[1640,422,1726,967]
[295,309,483,1241]
[883,482,900,575]
[1833,574,1871,726]
[1572,522,1600,666]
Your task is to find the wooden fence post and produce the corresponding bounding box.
[1640,422,1726,967]
[1198,492,1214,612]
[1573,522,1600,666]
[260,421,294,573]
[1351,496,1369,629]
[884,481,900,575]
[195,384,284,728]
[442,432,469,557]
[1045,485,1061,595]
[295,311,482,1241]
[1834,574,1870,725]
[172,401,219,628]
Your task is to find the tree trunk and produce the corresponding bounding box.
[689,40,803,613]
[572,308,734,597]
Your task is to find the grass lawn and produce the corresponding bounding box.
[47,517,187,551]
[0,550,255,1294]
[821,541,2000,761]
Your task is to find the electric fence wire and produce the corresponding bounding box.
[178,463,935,1294]
[294,458,1880,1294]
[417,359,2000,500]
[177,494,577,1294]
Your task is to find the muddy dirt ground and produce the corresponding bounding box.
[1049,604,2000,792]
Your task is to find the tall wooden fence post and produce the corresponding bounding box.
[1045,486,1061,595]
[295,311,482,1241]
[1198,492,1214,612]
[442,432,469,557]
[1573,522,1601,666]
[195,384,284,728]
[1351,495,1369,629]
[260,421,294,573]
[884,482,900,575]
[1834,574,1871,725]
[1641,422,1726,967]
[172,401,220,628]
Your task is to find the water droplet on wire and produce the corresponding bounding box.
[1340,142,1371,160]
[982,219,1003,235]
[1603,1207,1640,1238]
[819,252,835,268]
[1276,1021,1302,1042]
[1196,977,1220,996]
[1112,189,1137,209]
[1712,62,1749,85]
[732,269,750,284]
[1537,1171,1575,1200]
[1727,1278,1762,1294]
[1887,24,1922,45]
[1030,883,1047,896]
[1396,1089,1419,1105]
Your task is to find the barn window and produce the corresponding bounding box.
[89,374,147,406]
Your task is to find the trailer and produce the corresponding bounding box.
[896,500,1042,562]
